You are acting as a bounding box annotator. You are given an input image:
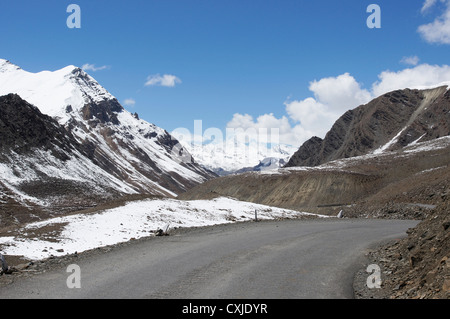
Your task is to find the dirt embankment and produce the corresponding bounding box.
[179,170,381,215]
[355,199,449,299]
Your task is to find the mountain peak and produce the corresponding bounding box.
[0,59,21,73]
[58,64,80,74]
[0,59,115,123]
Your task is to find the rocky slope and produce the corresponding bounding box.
[0,60,215,227]
[286,86,450,167]
[354,198,449,299]
[0,94,82,159]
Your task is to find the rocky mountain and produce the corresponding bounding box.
[285,86,450,167]
[0,59,215,226]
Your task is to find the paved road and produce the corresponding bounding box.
[0,219,418,299]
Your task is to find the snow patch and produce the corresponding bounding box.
[373,127,407,155]
[0,197,328,260]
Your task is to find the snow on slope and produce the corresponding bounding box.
[0,148,138,202]
[409,81,450,92]
[0,197,328,260]
[373,127,407,155]
[266,135,450,175]
[0,59,213,201]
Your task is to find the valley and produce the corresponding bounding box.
[0,59,448,300]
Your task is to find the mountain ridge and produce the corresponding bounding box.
[285,86,450,167]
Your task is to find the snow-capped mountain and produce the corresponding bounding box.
[179,139,296,175]
[0,59,215,223]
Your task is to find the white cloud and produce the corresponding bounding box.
[227,64,450,147]
[418,0,450,44]
[123,98,136,107]
[226,73,372,146]
[284,98,335,138]
[145,74,182,87]
[81,63,110,72]
[421,0,439,13]
[226,113,300,146]
[308,73,372,113]
[372,64,450,97]
[400,55,420,66]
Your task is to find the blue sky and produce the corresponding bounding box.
[1,0,449,146]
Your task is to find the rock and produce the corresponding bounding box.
[425,270,437,285]
[393,283,406,291]
[155,229,165,236]
[14,263,30,271]
[406,287,417,296]
[443,279,450,292]
[442,221,450,231]
[441,256,449,268]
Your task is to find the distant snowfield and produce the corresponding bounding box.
[179,139,296,174]
[0,197,327,260]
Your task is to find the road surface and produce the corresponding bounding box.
[0,218,418,299]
